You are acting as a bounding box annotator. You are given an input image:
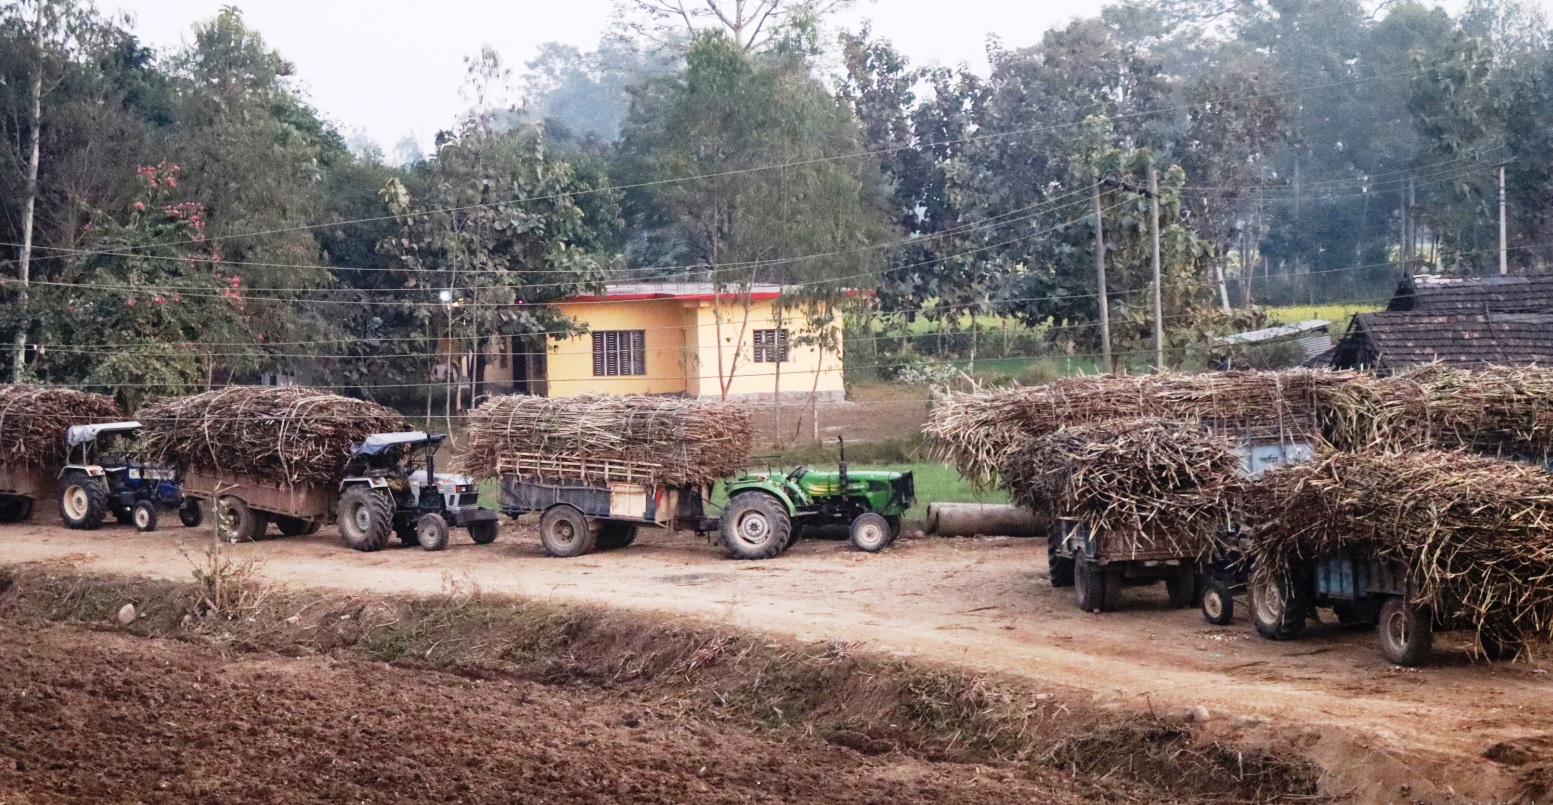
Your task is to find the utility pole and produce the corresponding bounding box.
[1149,168,1164,372]
[12,2,44,382]
[1499,165,1509,276]
[1093,180,1112,373]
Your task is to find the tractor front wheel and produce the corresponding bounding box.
[416,513,450,552]
[59,472,108,531]
[337,487,393,552]
[132,500,159,533]
[720,493,790,561]
[848,512,894,553]
[1201,578,1235,626]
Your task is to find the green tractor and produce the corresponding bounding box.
[718,438,915,559]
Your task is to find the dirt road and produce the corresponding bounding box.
[4,518,1551,802]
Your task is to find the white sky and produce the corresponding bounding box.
[106,0,1112,151]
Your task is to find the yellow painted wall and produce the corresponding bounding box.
[546,296,845,400]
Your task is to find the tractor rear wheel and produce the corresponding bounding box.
[132,500,159,533]
[539,506,595,558]
[214,496,266,542]
[596,522,638,550]
[1047,535,1075,588]
[468,520,500,545]
[416,513,450,552]
[1251,571,1307,641]
[336,487,393,552]
[1378,597,1432,667]
[178,500,203,528]
[848,512,894,553]
[720,493,790,561]
[59,472,108,531]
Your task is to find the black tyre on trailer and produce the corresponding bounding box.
[214,495,267,542]
[337,486,393,552]
[0,495,33,523]
[539,505,596,557]
[178,500,203,528]
[468,519,500,545]
[275,515,321,538]
[1378,597,1432,667]
[1165,565,1197,609]
[720,492,790,561]
[59,471,108,530]
[1074,556,1121,613]
[596,522,638,550]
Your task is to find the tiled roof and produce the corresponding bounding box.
[1388,274,1553,314]
[1333,312,1553,370]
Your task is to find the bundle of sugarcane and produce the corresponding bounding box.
[0,385,122,467]
[458,394,754,487]
[1243,450,1553,655]
[138,387,407,486]
[999,419,1243,557]
[1326,364,1553,456]
[928,369,1352,482]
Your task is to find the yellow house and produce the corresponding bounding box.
[479,283,846,401]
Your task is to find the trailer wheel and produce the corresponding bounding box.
[720,493,790,560]
[132,500,159,533]
[416,513,450,552]
[1165,566,1196,609]
[849,513,894,553]
[1378,597,1432,667]
[178,500,203,528]
[1075,557,1116,613]
[596,522,637,550]
[468,520,500,545]
[539,506,596,558]
[1251,571,1306,641]
[215,496,266,543]
[0,495,31,523]
[1201,579,1235,626]
[336,486,393,552]
[59,472,108,531]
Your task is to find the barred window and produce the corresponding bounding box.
[592,330,646,377]
[753,329,790,363]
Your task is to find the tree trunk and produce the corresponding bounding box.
[968,310,978,373]
[12,8,43,382]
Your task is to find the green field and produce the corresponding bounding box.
[1264,303,1380,327]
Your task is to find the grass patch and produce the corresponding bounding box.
[1264,303,1379,327]
[0,564,1324,803]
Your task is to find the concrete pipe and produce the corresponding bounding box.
[926,503,1048,538]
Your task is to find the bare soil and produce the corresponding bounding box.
[4,518,1553,802]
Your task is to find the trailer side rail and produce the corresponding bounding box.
[181,468,334,519]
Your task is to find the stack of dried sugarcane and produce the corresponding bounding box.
[1243,450,1553,655]
[0,385,122,467]
[928,369,1351,482]
[1325,364,1553,457]
[1000,419,1243,557]
[459,394,754,487]
[138,387,406,485]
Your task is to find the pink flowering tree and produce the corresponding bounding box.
[33,163,254,408]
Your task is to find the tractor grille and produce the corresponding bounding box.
[455,491,480,508]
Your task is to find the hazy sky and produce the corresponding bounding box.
[106,0,1112,151]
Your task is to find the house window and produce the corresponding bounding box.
[754,329,790,363]
[592,330,646,376]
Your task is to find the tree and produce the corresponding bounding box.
[614,0,859,52]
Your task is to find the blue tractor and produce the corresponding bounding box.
[58,421,200,532]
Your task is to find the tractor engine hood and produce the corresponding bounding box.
[408,470,476,490]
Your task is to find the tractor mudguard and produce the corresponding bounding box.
[722,479,800,516]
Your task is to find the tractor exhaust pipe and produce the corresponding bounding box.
[837,436,847,493]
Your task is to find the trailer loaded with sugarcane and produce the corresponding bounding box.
[463,395,913,560]
[0,385,124,524]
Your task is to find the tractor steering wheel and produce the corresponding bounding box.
[787,465,808,481]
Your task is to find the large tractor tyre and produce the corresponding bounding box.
[178,500,203,528]
[336,487,394,553]
[416,513,450,552]
[539,506,596,558]
[1251,571,1307,641]
[59,473,108,531]
[1075,557,1118,613]
[468,520,500,545]
[849,512,895,553]
[720,493,791,561]
[0,495,32,523]
[1165,566,1197,609]
[1378,597,1433,667]
[1201,578,1235,626]
[1047,537,1076,588]
[214,496,266,543]
[274,516,319,538]
[596,522,638,551]
[132,500,160,533]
